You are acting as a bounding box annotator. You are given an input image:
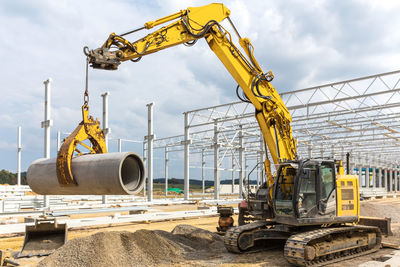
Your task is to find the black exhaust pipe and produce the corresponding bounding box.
[346,152,350,175]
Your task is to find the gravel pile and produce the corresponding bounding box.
[38,225,224,267]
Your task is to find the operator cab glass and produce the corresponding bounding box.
[274,163,298,215]
[297,162,318,217]
[274,160,337,220]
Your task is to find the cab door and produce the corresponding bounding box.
[297,161,319,218]
[296,161,336,218]
[318,161,336,216]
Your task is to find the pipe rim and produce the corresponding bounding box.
[119,152,145,194]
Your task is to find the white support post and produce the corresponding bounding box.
[42,78,52,209]
[259,135,265,185]
[372,167,376,188]
[142,140,146,197]
[384,169,387,191]
[213,120,220,200]
[389,169,393,192]
[244,157,248,185]
[239,126,244,198]
[231,151,235,194]
[118,139,122,152]
[308,144,312,158]
[101,92,110,205]
[147,103,154,202]
[378,168,381,188]
[17,126,22,186]
[201,149,205,195]
[256,153,260,188]
[56,131,61,152]
[42,79,52,159]
[164,146,168,197]
[183,112,190,200]
[101,92,110,148]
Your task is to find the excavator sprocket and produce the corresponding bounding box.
[284,226,382,266]
[224,221,269,253]
[224,221,292,253]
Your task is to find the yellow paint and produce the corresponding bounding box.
[56,104,107,185]
[336,175,360,218]
[92,3,297,197]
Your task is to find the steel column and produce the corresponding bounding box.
[231,151,235,194]
[17,126,22,186]
[213,120,220,200]
[101,92,110,147]
[165,146,168,197]
[147,103,154,202]
[142,140,146,197]
[372,167,376,188]
[42,78,52,209]
[239,126,244,198]
[183,112,190,200]
[118,139,122,152]
[308,145,312,158]
[201,149,205,195]
[383,169,387,190]
[101,92,110,205]
[259,135,264,185]
[42,79,52,159]
[56,131,61,152]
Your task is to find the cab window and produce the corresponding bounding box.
[320,163,335,200]
[298,163,317,214]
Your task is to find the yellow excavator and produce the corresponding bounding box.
[82,3,391,266]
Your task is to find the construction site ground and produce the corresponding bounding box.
[1,198,400,266]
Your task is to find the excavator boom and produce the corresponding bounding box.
[86,3,297,193]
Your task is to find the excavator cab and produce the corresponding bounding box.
[273,159,359,226]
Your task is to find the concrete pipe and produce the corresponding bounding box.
[27,152,145,195]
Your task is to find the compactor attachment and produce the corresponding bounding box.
[18,218,67,258]
[216,206,234,234]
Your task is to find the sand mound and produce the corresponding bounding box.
[38,225,224,267]
[361,200,400,223]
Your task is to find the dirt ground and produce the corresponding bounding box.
[1,198,400,266]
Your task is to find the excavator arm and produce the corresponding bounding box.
[86,3,297,191]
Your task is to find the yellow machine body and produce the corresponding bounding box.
[336,175,360,218]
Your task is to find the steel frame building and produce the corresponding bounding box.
[144,70,400,200]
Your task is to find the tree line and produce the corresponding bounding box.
[0,169,27,185]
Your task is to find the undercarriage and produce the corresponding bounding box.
[224,221,382,266]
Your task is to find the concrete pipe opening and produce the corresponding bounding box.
[120,154,145,193]
[27,152,145,195]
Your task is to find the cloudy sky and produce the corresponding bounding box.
[1,0,399,179]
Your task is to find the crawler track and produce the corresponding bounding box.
[225,224,381,266]
[224,221,268,253]
[284,226,381,266]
